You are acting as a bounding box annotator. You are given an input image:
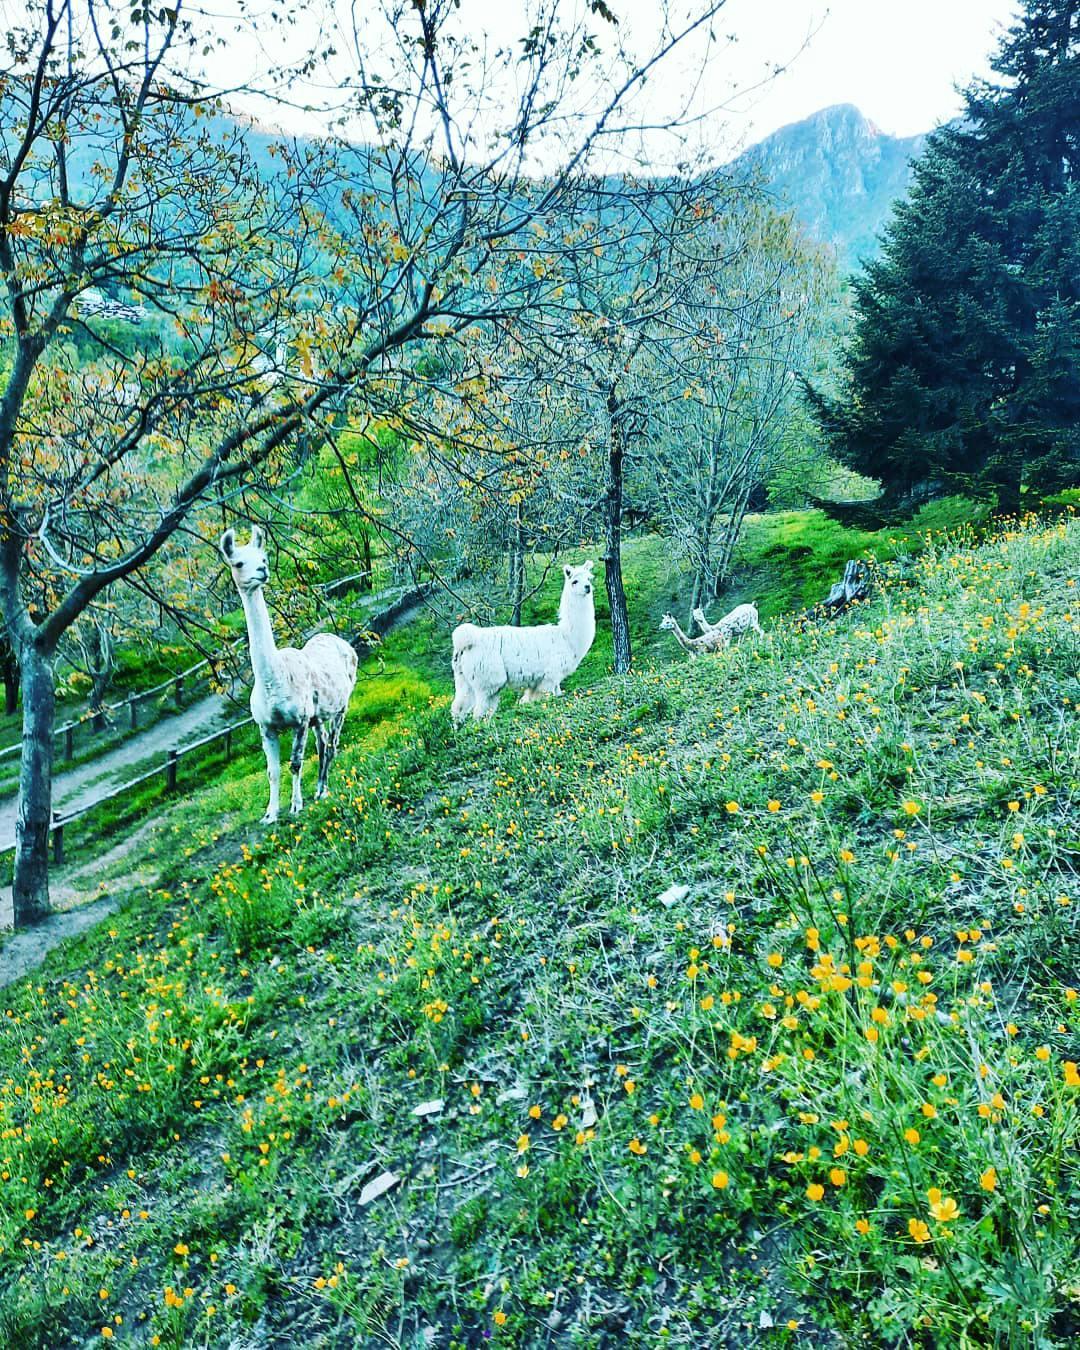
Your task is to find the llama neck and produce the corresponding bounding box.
[240,589,282,689]
[669,620,697,652]
[559,595,596,657]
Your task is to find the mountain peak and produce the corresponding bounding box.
[731,105,927,268]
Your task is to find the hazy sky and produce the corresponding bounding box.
[715,0,1020,147]
[71,0,1019,160]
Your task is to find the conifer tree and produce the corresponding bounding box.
[812,1,1079,514]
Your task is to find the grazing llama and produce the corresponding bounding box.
[221,526,358,822]
[451,561,596,723]
[692,602,763,645]
[659,613,727,659]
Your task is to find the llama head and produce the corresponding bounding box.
[659,613,678,631]
[220,525,270,595]
[692,607,708,625]
[562,560,594,599]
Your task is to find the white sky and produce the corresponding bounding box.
[713,0,1019,149]
[28,0,1014,161]
[245,0,1021,158]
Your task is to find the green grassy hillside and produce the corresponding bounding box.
[1,513,1078,1348]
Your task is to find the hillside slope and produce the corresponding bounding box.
[0,515,1077,1348]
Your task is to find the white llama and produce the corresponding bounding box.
[221,526,358,822]
[659,612,727,659]
[450,561,596,723]
[692,602,764,645]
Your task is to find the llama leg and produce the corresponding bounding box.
[472,690,499,720]
[261,730,281,824]
[289,723,310,815]
[327,710,345,759]
[450,664,475,724]
[318,711,345,797]
[314,720,332,799]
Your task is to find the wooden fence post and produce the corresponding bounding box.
[174,675,183,707]
[130,696,137,730]
[52,812,64,865]
[64,725,74,760]
[166,749,178,793]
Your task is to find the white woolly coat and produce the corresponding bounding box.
[452,619,591,693]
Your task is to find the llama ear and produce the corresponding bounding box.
[584,559,595,573]
[220,529,236,560]
[250,525,265,549]
[563,564,572,579]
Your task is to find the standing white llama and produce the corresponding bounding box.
[450,561,596,723]
[221,526,358,822]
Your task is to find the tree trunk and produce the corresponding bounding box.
[87,621,113,730]
[715,481,754,590]
[13,640,56,924]
[992,450,1023,516]
[0,640,17,716]
[604,393,632,674]
[690,502,717,618]
[690,568,705,617]
[509,502,525,626]
[360,531,373,593]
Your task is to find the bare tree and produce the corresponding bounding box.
[646,202,834,611]
[542,172,744,672]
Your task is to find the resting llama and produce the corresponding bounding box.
[693,602,763,645]
[451,561,596,723]
[660,601,763,658]
[221,526,357,822]
[659,613,727,658]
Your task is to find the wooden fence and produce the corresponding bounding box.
[1,716,256,891]
[0,653,227,768]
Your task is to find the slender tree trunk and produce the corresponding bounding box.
[13,639,56,924]
[360,531,373,593]
[715,482,754,591]
[510,502,525,626]
[604,392,632,674]
[0,641,16,716]
[690,504,717,618]
[690,567,706,618]
[88,621,113,730]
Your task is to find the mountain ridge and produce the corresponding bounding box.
[730,102,927,267]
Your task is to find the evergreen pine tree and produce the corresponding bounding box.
[811,1,1079,514]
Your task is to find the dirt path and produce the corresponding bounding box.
[0,690,238,856]
[0,814,185,986]
[0,893,123,989]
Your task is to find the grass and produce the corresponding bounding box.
[0,510,1078,1347]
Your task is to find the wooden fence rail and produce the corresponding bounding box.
[5,716,256,875]
[0,652,229,766]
